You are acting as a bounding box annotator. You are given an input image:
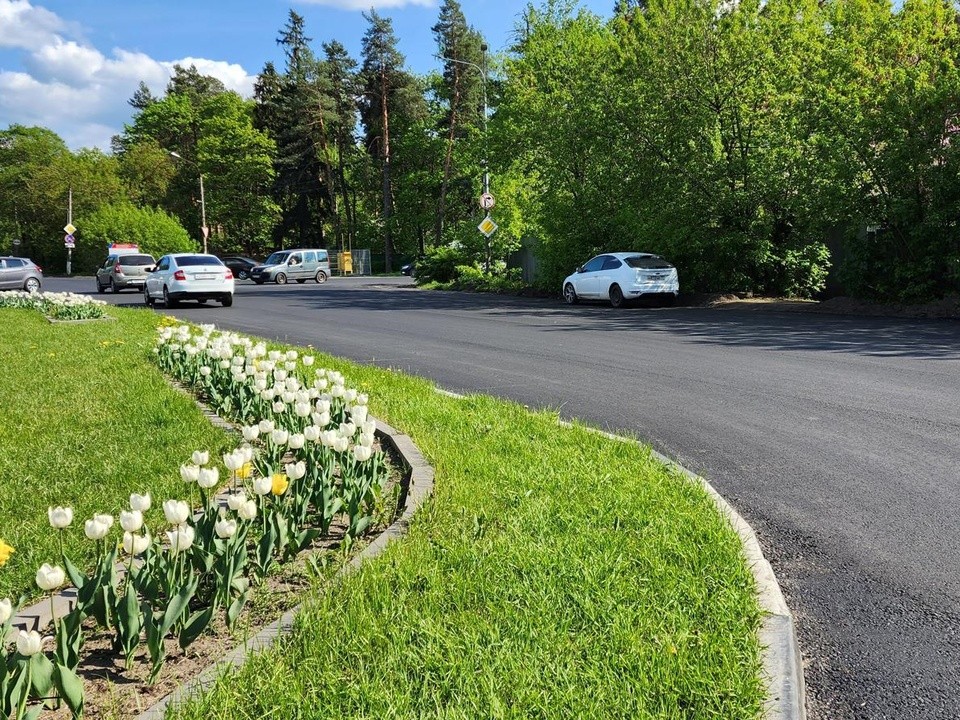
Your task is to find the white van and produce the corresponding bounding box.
[250,249,330,285]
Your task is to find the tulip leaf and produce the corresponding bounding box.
[226,591,248,629]
[178,606,214,651]
[29,652,54,697]
[160,582,194,637]
[61,554,86,592]
[53,663,84,717]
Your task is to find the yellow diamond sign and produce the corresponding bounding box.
[478,215,498,238]
[63,223,77,235]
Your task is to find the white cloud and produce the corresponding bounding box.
[0,0,256,151]
[298,0,434,9]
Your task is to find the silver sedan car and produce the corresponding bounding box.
[0,256,43,292]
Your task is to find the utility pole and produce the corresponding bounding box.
[67,188,73,276]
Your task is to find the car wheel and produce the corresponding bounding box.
[163,286,178,308]
[237,269,250,280]
[144,286,154,306]
[315,270,328,284]
[563,283,579,305]
[275,272,287,285]
[296,279,306,284]
[221,294,233,307]
[609,284,625,308]
[109,278,118,293]
[96,279,105,294]
[24,277,40,293]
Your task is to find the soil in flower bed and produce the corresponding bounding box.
[44,440,406,720]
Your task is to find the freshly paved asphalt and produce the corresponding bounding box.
[49,275,960,719]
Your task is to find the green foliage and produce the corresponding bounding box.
[415,244,464,283]
[452,264,524,292]
[76,203,195,271]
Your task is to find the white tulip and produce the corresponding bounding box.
[253,476,272,496]
[339,422,356,437]
[242,425,260,441]
[191,450,209,466]
[302,355,314,366]
[294,402,311,418]
[258,419,275,434]
[130,493,151,512]
[163,499,190,525]
[285,461,306,480]
[284,361,297,372]
[359,432,375,448]
[272,401,286,414]
[35,563,65,591]
[271,429,289,445]
[47,506,73,529]
[288,433,305,450]
[363,420,377,436]
[180,464,200,483]
[268,350,281,361]
[119,510,144,533]
[227,492,247,511]
[351,405,369,424]
[261,389,275,402]
[331,383,345,398]
[344,389,358,403]
[303,425,320,442]
[238,499,258,521]
[200,366,211,377]
[198,467,220,489]
[274,369,288,382]
[0,598,12,624]
[357,393,369,405]
[353,445,373,462]
[281,391,296,404]
[314,378,329,391]
[85,517,111,540]
[311,411,330,427]
[223,451,244,471]
[16,630,42,657]
[219,360,231,369]
[285,350,298,361]
[334,436,350,453]
[214,517,237,539]
[122,531,151,555]
[94,513,115,528]
[240,445,255,463]
[166,525,195,555]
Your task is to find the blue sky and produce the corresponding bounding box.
[0,0,612,152]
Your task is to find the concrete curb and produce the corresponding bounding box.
[133,417,434,720]
[436,387,806,720]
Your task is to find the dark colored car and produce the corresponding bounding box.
[400,261,416,277]
[0,256,43,292]
[219,256,260,281]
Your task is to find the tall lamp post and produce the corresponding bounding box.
[169,151,208,254]
[440,43,491,267]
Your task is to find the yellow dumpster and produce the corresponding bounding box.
[338,251,353,275]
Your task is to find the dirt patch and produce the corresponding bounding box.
[681,293,960,319]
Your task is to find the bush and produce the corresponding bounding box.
[75,203,197,271]
[414,245,465,284]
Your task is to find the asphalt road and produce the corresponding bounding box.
[48,275,960,719]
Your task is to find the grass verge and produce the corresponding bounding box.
[0,306,764,718]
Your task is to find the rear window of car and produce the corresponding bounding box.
[119,254,155,266]
[176,255,224,267]
[625,255,673,270]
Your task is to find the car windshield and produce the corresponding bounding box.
[264,252,289,265]
[624,255,673,270]
[177,255,223,267]
[119,254,154,266]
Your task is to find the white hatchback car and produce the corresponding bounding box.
[563,252,679,308]
[144,253,235,308]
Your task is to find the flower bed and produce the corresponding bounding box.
[1,320,399,719]
[0,291,108,321]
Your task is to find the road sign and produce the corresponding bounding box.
[11,238,20,247]
[478,215,498,238]
[479,193,495,210]
[202,226,210,240]
[63,223,76,235]
[64,234,75,249]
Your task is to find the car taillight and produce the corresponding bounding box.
[224,269,234,279]
[114,263,123,274]
[173,270,186,281]
[34,265,42,273]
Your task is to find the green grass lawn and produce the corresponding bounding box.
[0,306,763,718]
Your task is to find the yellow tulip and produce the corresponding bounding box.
[237,462,254,480]
[0,539,13,567]
[271,474,289,496]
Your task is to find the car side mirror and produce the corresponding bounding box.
[576,266,584,274]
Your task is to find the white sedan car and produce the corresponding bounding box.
[563,252,679,308]
[144,253,235,308]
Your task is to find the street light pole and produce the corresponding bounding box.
[170,151,208,254]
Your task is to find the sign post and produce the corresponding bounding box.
[64,221,76,275]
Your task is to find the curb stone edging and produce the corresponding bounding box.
[133,417,434,720]
[434,387,806,720]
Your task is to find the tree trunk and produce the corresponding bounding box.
[436,66,462,245]
[381,67,393,273]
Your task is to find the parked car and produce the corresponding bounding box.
[219,255,260,281]
[250,249,330,285]
[0,256,42,292]
[144,253,235,308]
[562,252,679,308]
[96,252,156,293]
[400,261,416,277]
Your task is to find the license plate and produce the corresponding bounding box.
[195,273,217,280]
